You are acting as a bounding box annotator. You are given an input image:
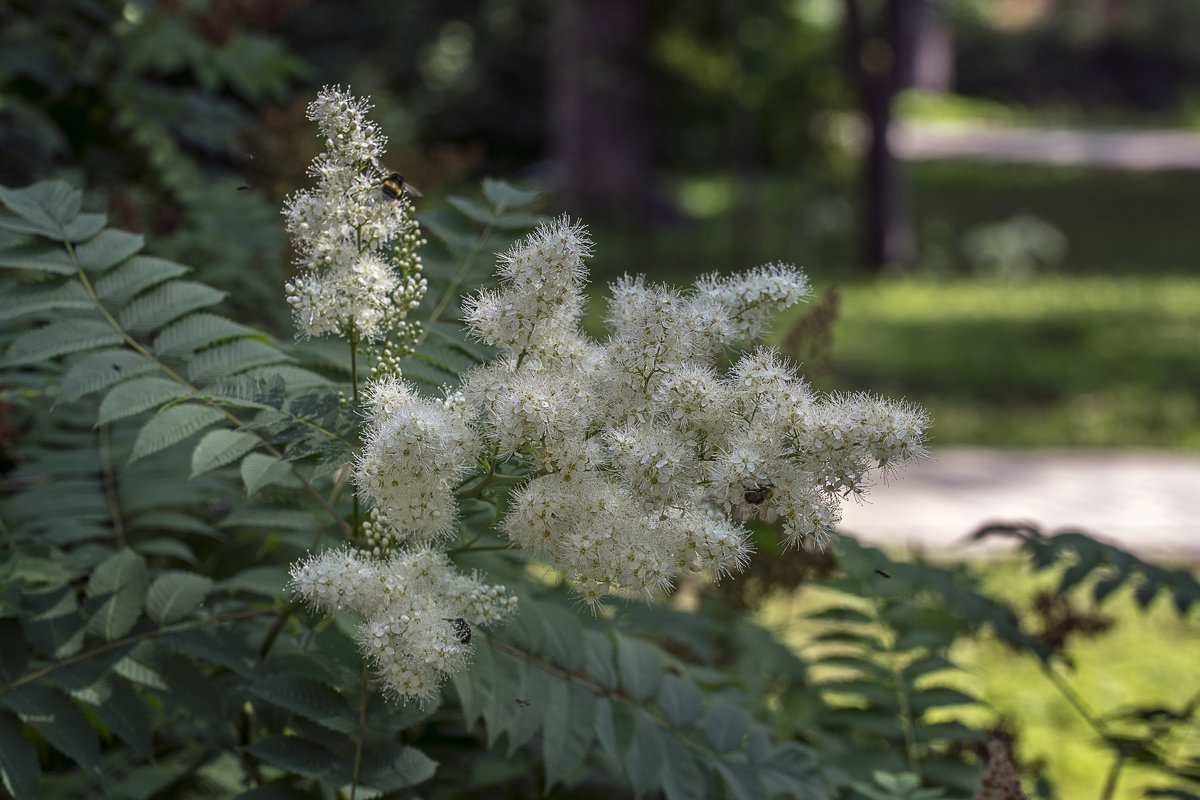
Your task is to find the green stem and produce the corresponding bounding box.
[869,596,922,781]
[489,637,723,762]
[1,607,283,697]
[1041,660,1122,800]
[96,423,125,549]
[419,209,501,342]
[350,661,370,800]
[349,325,361,540]
[445,543,510,556]
[1098,755,1124,800]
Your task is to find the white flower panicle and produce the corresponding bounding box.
[282,86,427,346]
[289,546,517,704]
[463,218,591,354]
[440,216,926,607]
[291,201,925,698]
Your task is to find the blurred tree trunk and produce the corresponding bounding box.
[843,0,922,272]
[549,0,652,220]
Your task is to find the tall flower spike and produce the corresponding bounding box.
[282,86,427,350]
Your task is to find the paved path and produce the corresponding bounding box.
[893,121,1200,171]
[840,448,1200,560]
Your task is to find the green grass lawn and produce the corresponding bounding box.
[787,276,1200,450]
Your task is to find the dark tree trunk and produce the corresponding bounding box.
[843,0,922,272]
[548,0,652,220]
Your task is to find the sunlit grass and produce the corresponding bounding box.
[758,554,1200,799]
[781,276,1200,450]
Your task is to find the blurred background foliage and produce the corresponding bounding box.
[3,1,1200,797]
[5,0,1199,452]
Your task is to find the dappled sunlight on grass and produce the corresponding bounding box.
[758,554,1200,799]
[946,561,1200,800]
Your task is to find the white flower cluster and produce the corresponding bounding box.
[289,545,517,705]
[352,216,928,611]
[353,375,480,547]
[282,86,427,343]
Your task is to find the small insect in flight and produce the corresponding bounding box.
[371,159,422,200]
[514,698,531,708]
[875,569,892,579]
[380,171,423,200]
[443,617,471,645]
[236,183,251,191]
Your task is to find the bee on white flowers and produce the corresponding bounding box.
[733,480,777,523]
[371,158,423,199]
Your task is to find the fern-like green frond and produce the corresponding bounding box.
[187,339,292,383]
[151,312,258,359]
[97,377,193,425]
[74,229,145,273]
[3,319,123,366]
[130,403,228,461]
[0,282,92,322]
[58,349,157,405]
[94,256,189,306]
[117,280,227,334]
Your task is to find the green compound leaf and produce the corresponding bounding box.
[152,312,257,358]
[481,178,541,210]
[94,255,189,306]
[240,451,295,496]
[583,629,619,691]
[705,701,751,752]
[660,736,708,800]
[118,280,227,334]
[248,674,358,734]
[0,708,40,800]
[2,319,123,366]
[624,712,666,798]
[659,673,703,727]
[245,735,338,780]
[74,229,144,272]
[616,634,663,703]
[131,403,227,461]
[451,639,496,727]
[446,195,493,225]
[188,339,291,383]
[0,281,91,322]
[0,684,101,777]
[84,549,147,641]
[97,376,191,426]
[542,679,595,791]
[146,571,212,624]
[58,348,157,405]
[355,745,438,793]
[0,620,28,684]
[191,429,260,477]
[0,245,79,275]
[20,585,86,659]
[0,180,84,240]
[593,696,622,766]
[714,758,768,800]
[113,642,225,720]
[75,675,153,760]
